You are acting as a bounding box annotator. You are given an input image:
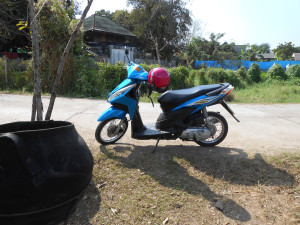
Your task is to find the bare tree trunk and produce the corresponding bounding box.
[28,0,43,121]
[155,42,161,66]
[150,30,161,66]
[45,0,93,120]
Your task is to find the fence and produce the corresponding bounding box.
[195,60,300,71]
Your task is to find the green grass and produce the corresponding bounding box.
[232,80,300,103]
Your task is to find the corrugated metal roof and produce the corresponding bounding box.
[84,15,136,37]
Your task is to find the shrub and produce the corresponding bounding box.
[286,64,300,78]
[248,63,261,83]
[194,69,208,85]
[205,68,228,83]
[139,63,160,73]
[236,66,247,80]
[226,70,244,89]
[168,66,189,89]
[267,63,287,80]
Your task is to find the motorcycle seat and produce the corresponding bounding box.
[158,84,225,112]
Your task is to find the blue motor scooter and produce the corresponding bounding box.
[95,54,239,152]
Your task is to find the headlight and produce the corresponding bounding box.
[108,84,136,102]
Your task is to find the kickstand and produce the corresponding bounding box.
[152,138,160,154]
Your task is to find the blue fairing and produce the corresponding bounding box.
[97,106,126,121]
[110,96,137,120]
[109,79,134,95]
[172,94,226,114]
[127,62,148,81]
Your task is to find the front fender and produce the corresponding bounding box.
[97,106,127,122]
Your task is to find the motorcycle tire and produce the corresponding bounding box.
[95,118,128,145]
[194,111,228,147]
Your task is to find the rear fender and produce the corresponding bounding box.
[97,106,127,122]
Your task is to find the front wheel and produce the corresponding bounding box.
[195,111,228,147]
[95,118,128,145]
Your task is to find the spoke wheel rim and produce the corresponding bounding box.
[201,116,225,144]
[100,119,126,143]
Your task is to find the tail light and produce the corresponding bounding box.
[221,85,234,95]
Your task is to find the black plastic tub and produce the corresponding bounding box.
[0,121,94,225]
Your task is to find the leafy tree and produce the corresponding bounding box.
[126,0,192,65]
[112,10,134,31]
[257,43,271,53]
[0,0,30,52]
[95,9,114,20]
[273,42,296,60]
[44,0,94,120]
[294,46,300,53]
[183,33,238,67]
[240,43,271,61]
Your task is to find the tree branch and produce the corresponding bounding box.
[45,0,94,120]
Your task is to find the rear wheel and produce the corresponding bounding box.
[95,118,128,145]
[194,111,228,147]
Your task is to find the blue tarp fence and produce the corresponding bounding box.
[195,60,300,71]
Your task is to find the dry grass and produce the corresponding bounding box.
[68,144,300,225]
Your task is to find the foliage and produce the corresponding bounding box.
[0,0,30,52]
[286,64,300,78]
[3,59,300,103]
[184,34,238,67]
[273,42,296,60]
[168,66,190,89]
[236,66,248,80]
[267,63,287,80]
[38,0,84,93]
[95,9,114,20]
[126,0,192,60]
[247,63,261,83]
[239,43,271,61]
[0,58,33,91]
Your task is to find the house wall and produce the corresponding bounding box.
[110,48,134,64]
[294,55,300,61]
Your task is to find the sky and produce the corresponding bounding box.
[81,0,300,49]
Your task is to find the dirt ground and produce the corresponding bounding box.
[1,94,299,154]
[1,94,300,224]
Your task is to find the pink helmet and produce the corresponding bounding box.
[148,68,170,93]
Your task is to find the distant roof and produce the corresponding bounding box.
[84,15,136,38]
[256,53,276,59]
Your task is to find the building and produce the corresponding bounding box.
[292,53,300,61]
[256,53,276,61]
[83,15,136,64]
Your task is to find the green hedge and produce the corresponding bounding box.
[1,58,299,98]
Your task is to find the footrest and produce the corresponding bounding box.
[132,123,171,140]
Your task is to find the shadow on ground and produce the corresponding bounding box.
[100,144,296,222]
[67,182,101,225]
